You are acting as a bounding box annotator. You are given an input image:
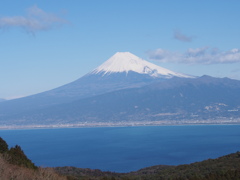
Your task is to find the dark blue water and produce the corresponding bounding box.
[0,125,240,172]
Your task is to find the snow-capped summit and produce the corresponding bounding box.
[91,52,191,78]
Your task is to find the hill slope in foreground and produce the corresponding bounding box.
[0,137,240,180]
[55,151,240,180]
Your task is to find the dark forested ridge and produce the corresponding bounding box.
[0,137,240,180]
[55,151,240,180]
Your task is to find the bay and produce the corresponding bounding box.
[0,125,240,172]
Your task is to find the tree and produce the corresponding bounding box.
[0,137,8,153]
[8,145,37,169]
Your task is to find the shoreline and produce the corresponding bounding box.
[1,120,240,130]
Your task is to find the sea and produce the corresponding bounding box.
[0,125,240,173]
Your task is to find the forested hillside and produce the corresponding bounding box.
[55,151,240,180]
[0,137,66,180]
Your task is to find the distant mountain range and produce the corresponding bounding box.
[0,52,240,128]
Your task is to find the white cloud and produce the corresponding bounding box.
[0,5,68,33]
[174,30,193,42]
[148,47,240,64]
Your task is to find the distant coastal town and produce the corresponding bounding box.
[1,118,240,130]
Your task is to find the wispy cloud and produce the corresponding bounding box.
[148,47,240,64]
[0,5,68,33]
[174,30,193,42]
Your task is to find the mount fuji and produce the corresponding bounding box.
[91,52,191,78]
[0,52,191,116]
[1,52,240,128]
[45,52,192,100]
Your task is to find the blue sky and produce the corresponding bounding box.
[1,0,240,99]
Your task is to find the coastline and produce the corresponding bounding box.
[1,119,240,130]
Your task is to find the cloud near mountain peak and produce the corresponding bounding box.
[148,47,240,64]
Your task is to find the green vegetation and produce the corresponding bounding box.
[0,137,37,169]
[0,136,240,180]
[54,152,240,180]
[8,145,38,169]
[0,137,8,153]
[0,137,66,180]
[133,151,240,180]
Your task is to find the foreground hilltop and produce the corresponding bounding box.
[1,137,240,180]
[0,137,66,180]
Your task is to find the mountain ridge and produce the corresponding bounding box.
[54,151,240,179]
[1,75,240,128]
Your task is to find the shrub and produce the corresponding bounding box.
[8,145,38,169]
[0,137,8,153]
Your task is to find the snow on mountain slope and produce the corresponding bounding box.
[91,52,192,78]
